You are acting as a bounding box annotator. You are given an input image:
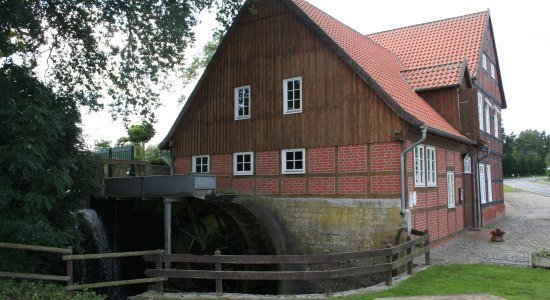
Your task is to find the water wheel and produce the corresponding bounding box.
[170,200,276,294]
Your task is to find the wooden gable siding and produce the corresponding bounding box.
[418,88,460,132]
[476,20,503,108]
[170,0,405,157]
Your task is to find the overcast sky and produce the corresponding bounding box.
[81,0,550,148]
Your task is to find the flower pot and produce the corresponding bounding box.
[491,235,504,242]
[532,254,550,268]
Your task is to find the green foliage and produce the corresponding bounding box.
[115,136,130,147]
[145,144,172,166]
[533,248,550,258]
[1,0,245,123]
[0,280,105,300]
[127,122,156,160]
[0,64,101,272]
[503,129,549,177]
[94,140,111,148]
[354,264,550,300]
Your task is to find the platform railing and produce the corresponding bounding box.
[143,230,430,296]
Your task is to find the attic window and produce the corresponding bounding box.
[490,62,496,79]
[283,77,302,114]
[482,53,487,71]
[235,86,251,120]
[192,155,210,173]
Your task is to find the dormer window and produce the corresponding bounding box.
[234,85,251,120]
[283,77,302,114]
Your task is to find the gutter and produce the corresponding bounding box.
[400,125,428,234]
[475,145,491,228]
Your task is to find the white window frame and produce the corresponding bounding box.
[479,163,486,204]
[482,53,487,71]
[478,92,484,132]
[283,77,302,114]
[493,109,499,138]
[413,145,425,187]
[490,62,496,79]
[192,155,210,173]
[485,99,491,135]
[426,146,437,187]
[486,165,493,202]
[464,154,472,174]
[233,152,254,176]
[234,85,251,120]
[281,148,305,174]
[447,172,455,208]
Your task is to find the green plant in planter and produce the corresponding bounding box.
[532,248,550,268]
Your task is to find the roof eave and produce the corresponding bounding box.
[427,127,476,145]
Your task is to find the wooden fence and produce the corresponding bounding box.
[144,231,431,296]
[0,242,165,292]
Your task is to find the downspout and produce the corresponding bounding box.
[400,125,428,233]
[475,145,490,228]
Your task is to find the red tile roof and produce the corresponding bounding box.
[368,12,487,78]
[290,0,468,140]
[401,61,464,91]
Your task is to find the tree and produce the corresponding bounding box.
[503,129,549,176]
[127,123,155,160]
[115,136,130,147]
[0,64,100,271]
[145,144,172,166]
[1,0,245,123]
[94,139,111,148]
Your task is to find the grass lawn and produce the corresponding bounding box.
[349,264,550,300]
[503,184,520,192]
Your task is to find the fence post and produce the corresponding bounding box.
[385,244,393,286]
[323,249,331,296]
[406,236,413,275]
[424,229,431,265]
[154,251,164,292]
[215,250,222,296]
[66,246,73,294]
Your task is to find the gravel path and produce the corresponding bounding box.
[427,190,550,266]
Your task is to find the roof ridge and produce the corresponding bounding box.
[367,10,487,37]
[402,60,464,72]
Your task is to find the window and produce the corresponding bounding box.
[233,152,254,175]
[486,165,493,202]
[464,155,472,174]
[485,100,491,134]
[413,145,425,187]
[493,109,499,138]
[282,149,305,174]
[234,86,251,120]
[192,155,210,173]
[283,77,302,114]
[490,62,496,79]
[479,163,486,204]
[447,172,455,208]
[482,53,487,71]
[426,146,437,187]
[478,92,484,131]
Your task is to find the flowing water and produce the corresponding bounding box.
[75,208,121,299]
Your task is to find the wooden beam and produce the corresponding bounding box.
[63,249,164,261]
[67,277,166,291]
[0,272,69,282]
[0,242,72,255]
[145,269,328,281]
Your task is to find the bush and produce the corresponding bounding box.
[0,280,105,300]
[533,248,550,258]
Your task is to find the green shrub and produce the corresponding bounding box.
[0,280,105,300]
[533,248,550,257]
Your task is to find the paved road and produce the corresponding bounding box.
[425,190,550,266]
[503,177,550,197]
